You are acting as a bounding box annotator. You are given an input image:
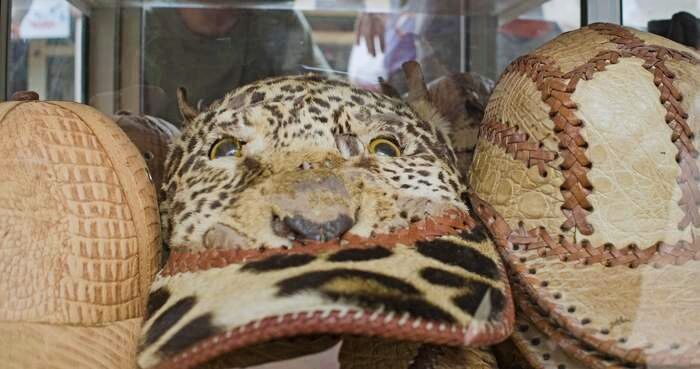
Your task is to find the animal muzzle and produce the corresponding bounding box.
[269,170,358,242]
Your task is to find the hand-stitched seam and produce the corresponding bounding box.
[470,191,700,268]
[504,55,595,236]
[151,301,513,369]
[512,286,633,368]
[161,210,474,275]
[590,23,700,230]
[482,24,700,266]
[480,119,558,176]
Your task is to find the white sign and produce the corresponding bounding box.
[19,0,70,39]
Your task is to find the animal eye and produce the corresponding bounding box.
[368,137,401,157]
[209,137,243,159]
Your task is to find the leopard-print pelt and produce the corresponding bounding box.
[161,73,468,251]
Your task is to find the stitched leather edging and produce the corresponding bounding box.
[504,55,595,235]
[151,258,515,369]
[470,191,700,365]
[511,284,633,369]
[162,209,474,276]
[479,120,558,176]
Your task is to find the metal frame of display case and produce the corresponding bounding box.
[0,0,10,101]
[0,0,623,106]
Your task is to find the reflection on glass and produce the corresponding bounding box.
[622,0,699,49]
[8,0,85,101]
[495,0,580,75]
[142,5,330,123]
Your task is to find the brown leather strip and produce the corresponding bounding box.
[589,23,700,230]
[479,120,558,176]
[513,285,637,369]
[512,284,632,369]
[470,191,700,364]
[162,210,475,276]
[503,55,595,235]
[470,190,700,267]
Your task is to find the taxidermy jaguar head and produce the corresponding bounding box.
[140,62,510,369]
[162,66,466,251]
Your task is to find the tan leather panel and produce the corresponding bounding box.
[470,22,700,367]
[525,257,700,365]
[535,27,619,74]
[0,101,159,324]
[572,58,690,248]
[0,318,140,369]
[511,316,587,369]
[0,101,22,122]
[513,285,635,369]
[484,72,559,152]
[469,140,569,237]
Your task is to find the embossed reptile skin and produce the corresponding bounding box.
[0,100,161,368]
[468,23,700,367]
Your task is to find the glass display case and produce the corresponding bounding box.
[2,1,700,369]
[1,0,591,120]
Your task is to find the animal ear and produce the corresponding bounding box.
[401,61,453,139]
[425,73,494,177]
[378,77,401,99]
[427,73,493,127]
[177,87,199,124]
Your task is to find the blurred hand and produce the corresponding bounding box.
[354,13,387,57]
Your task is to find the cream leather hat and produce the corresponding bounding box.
[0,93,161,368]
[469,23,700,368]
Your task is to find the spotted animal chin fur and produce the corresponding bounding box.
[162,74,466,252]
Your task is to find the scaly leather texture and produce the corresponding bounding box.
[0,100,161,368]
[0,318,141,369]
[468,23,700,367]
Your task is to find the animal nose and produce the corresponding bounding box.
[280,214,354,242]
[269,171,357,242]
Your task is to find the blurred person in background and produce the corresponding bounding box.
[143,1,329,124]
[348,1,463,93]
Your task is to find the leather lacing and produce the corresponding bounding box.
[162,209,474,276]
[471,22,700,368]
[472,191,700,365]
[505,55,595,235]
[481,23,700,267]
[479,119,557,176]
[590,23,700,230]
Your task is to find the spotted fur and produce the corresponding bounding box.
[138,73,510,368]
[160,74,464,251]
